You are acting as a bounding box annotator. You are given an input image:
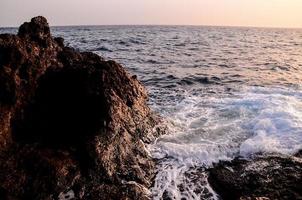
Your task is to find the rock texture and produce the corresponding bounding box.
[209,153,302,200]
[0,16,163,200]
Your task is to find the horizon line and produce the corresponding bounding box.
[1,23,302,30]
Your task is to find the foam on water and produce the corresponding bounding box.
[239,87,302,156]
[149,86,302,199]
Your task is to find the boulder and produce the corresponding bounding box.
[208,154,302,200]
[0,16,164,200]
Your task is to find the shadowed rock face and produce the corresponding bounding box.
[208,154,302,200]
[0,16,164,200]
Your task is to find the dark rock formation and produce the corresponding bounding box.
[208,154,302,200]
[0,16,164,200]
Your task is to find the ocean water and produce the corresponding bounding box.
[2,26,302,199]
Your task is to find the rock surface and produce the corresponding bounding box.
[0,16,164,200]
[208,153,302,200]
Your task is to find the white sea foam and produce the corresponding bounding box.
[149,86,302,199]
[239,87,302,156]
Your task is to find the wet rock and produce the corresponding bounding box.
[295,150,302,158]
[0,16,164,199]
[208,154,302,200]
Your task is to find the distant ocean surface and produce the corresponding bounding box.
[2,26,302,199]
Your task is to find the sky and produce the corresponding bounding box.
[1,0,302,28]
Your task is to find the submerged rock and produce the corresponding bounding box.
[0,16,164,199]
[208,154,302,200]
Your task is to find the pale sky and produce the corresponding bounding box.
[1,0,302,28]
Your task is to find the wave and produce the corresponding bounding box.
[91,46,113,52]
[149,85,302,199]
[179,76,221,86]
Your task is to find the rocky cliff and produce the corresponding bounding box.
[0,16,163,200]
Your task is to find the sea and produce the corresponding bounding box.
[1,26,302,199]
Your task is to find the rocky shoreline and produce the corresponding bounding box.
[0,16,164,199]
[0,17,301,200]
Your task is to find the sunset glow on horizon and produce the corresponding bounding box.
[1,0,302,28]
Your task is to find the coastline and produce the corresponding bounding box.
[0,16,301,200]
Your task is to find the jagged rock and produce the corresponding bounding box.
[208,154,302,200]
[0,16,164,200]
[18,16,52,46]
